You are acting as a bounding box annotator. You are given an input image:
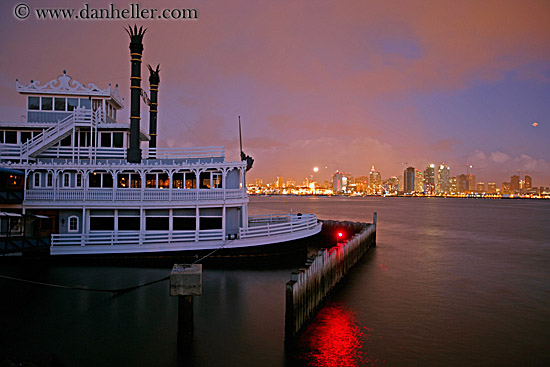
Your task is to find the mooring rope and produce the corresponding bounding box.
[0,240,233,295]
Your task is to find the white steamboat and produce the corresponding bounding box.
[0,26,321,257]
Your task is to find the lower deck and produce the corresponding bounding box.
[49,214,321,255]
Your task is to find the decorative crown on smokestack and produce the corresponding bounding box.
[126,25,146,163]
[147,64,160,157]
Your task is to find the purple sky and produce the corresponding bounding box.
[1,0,549,186]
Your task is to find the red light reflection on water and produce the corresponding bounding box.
[296,303,383,366]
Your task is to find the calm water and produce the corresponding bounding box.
[1,196,549,366]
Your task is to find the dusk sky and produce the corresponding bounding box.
[1,0,549,186]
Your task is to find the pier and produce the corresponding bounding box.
[285,213,377,342]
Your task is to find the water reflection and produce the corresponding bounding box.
[295,303,382,366]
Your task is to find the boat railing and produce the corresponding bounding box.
[25,188,247,202]
[241,214,319,239]
[51,229,224,247]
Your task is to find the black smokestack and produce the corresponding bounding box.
[147,64,160,157]
[126,25,146,163]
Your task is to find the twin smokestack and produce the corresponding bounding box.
[126,25,159,163]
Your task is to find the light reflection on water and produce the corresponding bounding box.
[295,302,385,367]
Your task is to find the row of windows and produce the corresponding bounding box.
[0,130,124,148]
[28,96,92,112]
[88,210,222,231]
[0,130,41,144]
[33,171,223,189]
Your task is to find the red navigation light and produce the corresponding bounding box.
[337,232,343,238]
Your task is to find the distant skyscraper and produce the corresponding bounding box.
[467,174,476,192]
[487,182,497,193]
[254,178,263,187]
[476,182,485,193]
[436,164,450,194]
[415,170,424,193]
[424,164,435,194]
[510,175,520,191]
[525,175,532,189]
[450,176,457,194]
[332,171,344,193]
[369,165,381,190]
[501,182,511,194]
[276,176,283,189]
[404,167,415,193]
[457,174,469,193]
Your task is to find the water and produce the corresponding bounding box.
[1,196,549,366]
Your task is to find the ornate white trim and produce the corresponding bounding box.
[16,70,124,107]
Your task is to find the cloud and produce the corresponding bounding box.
[489,151,511,164]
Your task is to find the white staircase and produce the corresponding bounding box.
[21,108,101,158]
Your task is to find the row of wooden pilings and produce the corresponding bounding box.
[284,213,377,342]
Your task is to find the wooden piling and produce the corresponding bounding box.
[285,214,377,342]
[170,264,202,344]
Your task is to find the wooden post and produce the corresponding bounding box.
[170,264,202,344]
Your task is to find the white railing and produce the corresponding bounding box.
[240,214,319,239]
[21,107,98,158]
[25,188,246,202]
[51,229,224,247]
[143,146,225,159]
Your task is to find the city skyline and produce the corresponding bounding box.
[1,1,549,186]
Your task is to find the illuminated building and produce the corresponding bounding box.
[501,182,511,194]
[415,170,424,193]
[332,171,344,193]
[369,165,381,190]
[457,174,469,193]
[468,174,476,192]
[276,176,283,189]
[403,167,415,194]
[525,175,532,189]
[449,176,457,194]
[354,176,368,192]
[423,164,435,194]
[487,182,497,193]
[436,164,450,194]
[476,182,485,193]
[286,179,296,188]
[254,178,263,187]
[510,175,520,191]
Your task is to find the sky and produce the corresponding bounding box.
[1,0,549,186]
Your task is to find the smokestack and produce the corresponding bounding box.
[147,64,160,157]
[126,25,146,163]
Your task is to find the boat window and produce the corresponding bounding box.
[145,210,169,230]
[34,172,41,187]
[172,173,184,189]
[54,98,66,111]
[46,173,53,187]
[173,208,196,230]
[63,173,70,187]
[212,173,222,188]
[199,172,210,189]
[68,216,79,232]
[76,173,82,187]
[118,174,130,188]
[67,98,78,111]
[131,174,141,188]
[146,173,157,188]
[79,98,91,109]
[28,97,40,110]
[113,133,123,148]
[118,217,140,231]
[41,97,53,111]
[199,207,222,230]
[20,132,32,143]
[118,210,140,231]
[89,172,113,188]
[90,216,114,231]
[185,172,196,189]
[4,131,17,144]
[60,136,71,147]
[100,133,111,147]
[159,173,169,189]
